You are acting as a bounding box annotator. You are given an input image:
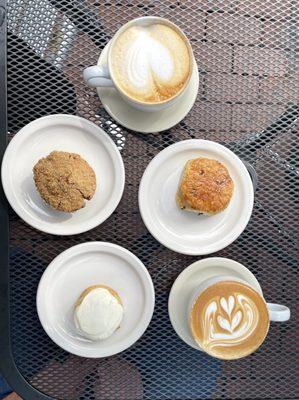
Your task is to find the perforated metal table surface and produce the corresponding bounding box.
[0,1,298,399]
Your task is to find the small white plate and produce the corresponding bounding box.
[1,114,125,235]
[96,43,199,133]
[37,242,155,358]
[168,257,262,349]
[139,139,254,255]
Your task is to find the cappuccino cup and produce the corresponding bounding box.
[188,275,290,360]
[83,17,194,112]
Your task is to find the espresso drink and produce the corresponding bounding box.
[110,23,191,103]
[190,281,270,360]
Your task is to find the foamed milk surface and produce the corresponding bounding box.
[111,24,190,103]
[190,282,269,359]
[75,288,123,341]
[202,294,258,349]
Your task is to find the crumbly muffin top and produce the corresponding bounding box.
[33,151,96,212]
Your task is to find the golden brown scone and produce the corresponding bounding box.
[176,158,234,215]
[75,285,122,308]
[33,151,96,212]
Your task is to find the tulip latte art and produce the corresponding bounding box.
[190,281,269,359]
[111,23,191,103]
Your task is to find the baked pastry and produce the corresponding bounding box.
[75,284,122,308]
[176,158,234,215]
[74,285,124,341]
[33,151,96,212]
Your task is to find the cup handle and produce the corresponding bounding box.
[83,65,114,88]
[267,303,290,322]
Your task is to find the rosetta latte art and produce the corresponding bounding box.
[190,281,270,359]
[202,294,259,351]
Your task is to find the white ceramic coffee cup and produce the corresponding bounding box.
[188,275,290,353]
[83,16,194,112]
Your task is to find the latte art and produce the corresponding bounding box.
[203,294,258,351]
[111,23,191,103]
[190,281,270,360]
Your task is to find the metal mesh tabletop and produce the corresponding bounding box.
[3,0,299,399]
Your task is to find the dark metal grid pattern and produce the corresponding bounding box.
[7,0,299,399]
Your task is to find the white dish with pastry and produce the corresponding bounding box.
[1,114,125,235]
[37,242,155,358]
[139,139,254,255]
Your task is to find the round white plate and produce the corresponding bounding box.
[37,242,155,358]
[96,43,199,133]
[168,257,262,349]
[139,139,254,255]
[1,114,125,235]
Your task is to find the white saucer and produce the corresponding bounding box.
[37,242,155,358]
[139,140,254,255]
[1,114,125,235]
[168,257,262,350]
[96,43,199,133]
